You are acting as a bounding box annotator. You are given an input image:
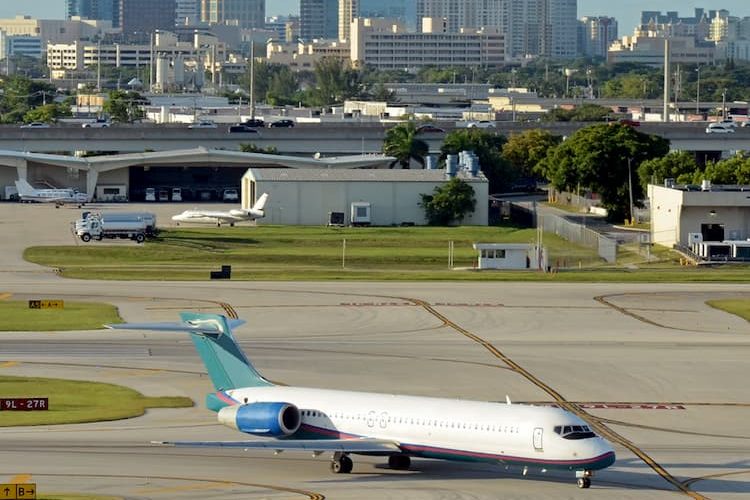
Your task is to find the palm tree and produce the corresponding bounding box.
[383,122,429,169]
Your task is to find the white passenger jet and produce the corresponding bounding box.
[15,179,89,206]
[107,312,616,489]
[171,193,269,227]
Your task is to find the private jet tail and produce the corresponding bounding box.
[14,179,36,196]
[251,193,269,213]
[106,313,273,410]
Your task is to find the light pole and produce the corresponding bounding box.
[722,88,727,119]
[627,158,635,225]
[695,66,701,115]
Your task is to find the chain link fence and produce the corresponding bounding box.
[540,213,618,263]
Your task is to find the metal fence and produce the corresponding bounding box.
[540,213,618,263]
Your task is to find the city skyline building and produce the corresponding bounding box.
[579,16,618,58]
[338,0,357,41]
[201,0,265,29]
[120,0,176,40]
[300,0,338,40]
[175,0,201,26]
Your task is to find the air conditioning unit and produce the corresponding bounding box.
[350,202,371,226]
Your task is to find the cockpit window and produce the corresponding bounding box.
[554,424,596,439]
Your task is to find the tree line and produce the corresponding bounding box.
[383,121,750,223]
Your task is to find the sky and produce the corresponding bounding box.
[0,1,749,35]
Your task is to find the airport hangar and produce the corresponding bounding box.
[0,148,395,203]
[0,147,489,226]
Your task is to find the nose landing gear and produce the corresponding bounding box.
[576,470,593,488]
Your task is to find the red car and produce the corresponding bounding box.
[618,118,641,127]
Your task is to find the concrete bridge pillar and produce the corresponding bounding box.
[86,168,99,201]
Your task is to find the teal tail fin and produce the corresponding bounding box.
[106,312,273,392]
[179,312,271,391]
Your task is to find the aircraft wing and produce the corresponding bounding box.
[152,438,400,454]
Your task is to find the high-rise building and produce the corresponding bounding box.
[200,0,265,29]
[67,0,117,24]
[175,0,201,26]
[542,0,577,58]
[338,0,358,42]
[360,0,416,29]
[416,0,576,59]
[579,16,618,58]
[300,0,338,40]
[120,0,176,39]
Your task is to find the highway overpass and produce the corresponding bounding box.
[0,122,746,155]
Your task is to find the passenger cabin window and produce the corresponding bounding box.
[554,424,596,439]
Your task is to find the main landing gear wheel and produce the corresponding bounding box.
[388,454,411,470]
[577,477,591,489]
[330,453,353,474]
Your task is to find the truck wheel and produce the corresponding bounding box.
[135,233,145,243]
[81,233,92,242]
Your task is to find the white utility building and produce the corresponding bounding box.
[649,182,750,259]
[472,243,547,270]
[241,168,489,226]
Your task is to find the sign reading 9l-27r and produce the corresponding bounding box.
[0,398,48,411]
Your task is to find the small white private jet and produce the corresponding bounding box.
[107,312,616,489]
[171,193,269,227]
[14,179,89,207]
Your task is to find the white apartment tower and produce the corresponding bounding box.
[417,0,576,59]
[580,16,618,58]
[338,0,358,42]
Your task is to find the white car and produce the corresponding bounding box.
[20,122,50,129]
[82,118,111,128]
[189,120,217,129]
[222,188,239,202]
[467,120,496,129]
[706,123,736,134]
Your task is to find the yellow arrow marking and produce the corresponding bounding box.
[0,362,19,368]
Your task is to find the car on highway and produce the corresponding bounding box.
[188,120,217,129]
[243,118,265,128]
[269,119,295,128]
[228,124,261,134]
[705,123,736,134]
[466,120,496,129]
[82,118,111,128]
[717,118,738,128]
[618,118,641,127]
[416,124,445,134]
[20,122,51,129]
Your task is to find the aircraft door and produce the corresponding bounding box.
[533,427,543,451]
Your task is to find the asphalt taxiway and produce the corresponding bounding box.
[0,203,749,499]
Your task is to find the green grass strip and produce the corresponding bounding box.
[0,301,122,331]
[706,299,750,322]
[0,376,192,427]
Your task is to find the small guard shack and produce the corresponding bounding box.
[472,243,547,270]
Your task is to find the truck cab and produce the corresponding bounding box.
[172,188,182,202]
[145,188,156,202]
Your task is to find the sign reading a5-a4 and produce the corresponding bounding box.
[27,300,63,309]
[0,399,48,411]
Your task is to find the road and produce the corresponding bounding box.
[0,203,748,499]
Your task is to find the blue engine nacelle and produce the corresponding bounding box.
[218,402,301,437]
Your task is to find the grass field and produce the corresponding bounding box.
[706,299,750,322]
[22,225,750,282]
[0,375,192,426]
[0,301,122,331]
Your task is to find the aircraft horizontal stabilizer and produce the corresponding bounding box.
[151,438,400,454]
[106,318,246,336]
